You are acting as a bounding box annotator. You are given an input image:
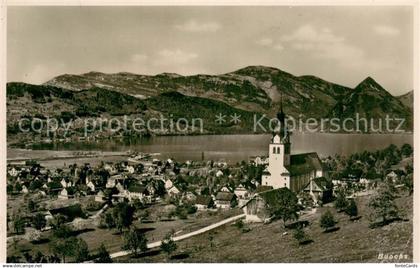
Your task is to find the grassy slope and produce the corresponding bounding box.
[7,83,271,138]
[6,204,242,262]
[117,193,413,263]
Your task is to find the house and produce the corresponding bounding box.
[127,182,151,203]
[126,165,135,174]
[234,184,249,199]
[219,186,232,193]
[214,192,237,209]
[116,181,125,193]
[253,156,269,166]
[165,179,174,190]
[8,167,19,177]
[58,187,75,199]
[167,185,180,196]
[58,188,69,199]
[215,160,228,168]
[21,185,29,194]
[386,171,399,183]
[60,178,73,188]
[302,177,333,204]
[241,187,294,223]
[103,162,117,175]
[194,195,214,210]
[216,170,224,177]
[95,190,106,202]
[261,106,323,193]
[106,176,119,188]
[87,181,96,192]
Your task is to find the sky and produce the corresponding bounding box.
[7,6,414,95]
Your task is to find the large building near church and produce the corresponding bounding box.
[261,105,323,193]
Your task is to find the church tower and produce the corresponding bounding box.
[261,100,291,189]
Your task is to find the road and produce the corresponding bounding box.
[109,213,245,259]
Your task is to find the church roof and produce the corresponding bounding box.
[303,177,332,192]
[287,152,322,176]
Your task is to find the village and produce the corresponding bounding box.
[5,112,414,263]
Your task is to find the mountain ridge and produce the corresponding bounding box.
[6,66,413,142]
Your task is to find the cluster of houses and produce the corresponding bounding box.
[6,157,261,219]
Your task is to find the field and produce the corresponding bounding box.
[116,192,413,263]
[7,200,242,261]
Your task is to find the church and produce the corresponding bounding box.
[261,105,323,193]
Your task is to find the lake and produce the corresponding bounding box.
[8,133,413,165]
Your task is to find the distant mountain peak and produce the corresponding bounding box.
[232,65,281,74]
[156,72,183,78]
[356,76,383,90]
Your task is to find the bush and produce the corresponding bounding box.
[293,227,306,244]
[234,219,244,229]
[161,232,177,258]
[345,199,358,219]
[95,243,112,263]
[334,188,348,212]
[32,213,47,230]
[320,210,337,232]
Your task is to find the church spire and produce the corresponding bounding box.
[276,93,289,143]
[277,93,286,126]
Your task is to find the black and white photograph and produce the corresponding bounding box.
[2,2,418,264]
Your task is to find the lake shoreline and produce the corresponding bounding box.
[7,130,414,148]
[7,133,413,166]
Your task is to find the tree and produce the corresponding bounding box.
[27,199,37,212]
[29,180,43,191]
[53,224,73,239]
[13,216,25,234]
[403,173,413,195]
[368,185,400,226]
[401,143,413,157]
[95,243,112,263]
[300,192,314,208]
[230,195,238,208]
[320,210,337,232]
[14,183,22,193]
[32,251,46,263]
[293,226,310,245]
[32,213,47,230]
[50,239,74,263]
[266,188,299,227]
[7,184,14,194]
[49,214,67,229]
[160,232,177,259]
[50,237,89,263]
[100,211,116,229]
[345,199,358,220]
[334,188,348,212]
[112,202,134,233]
[72,237,90,262]
[122,228,148,256]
